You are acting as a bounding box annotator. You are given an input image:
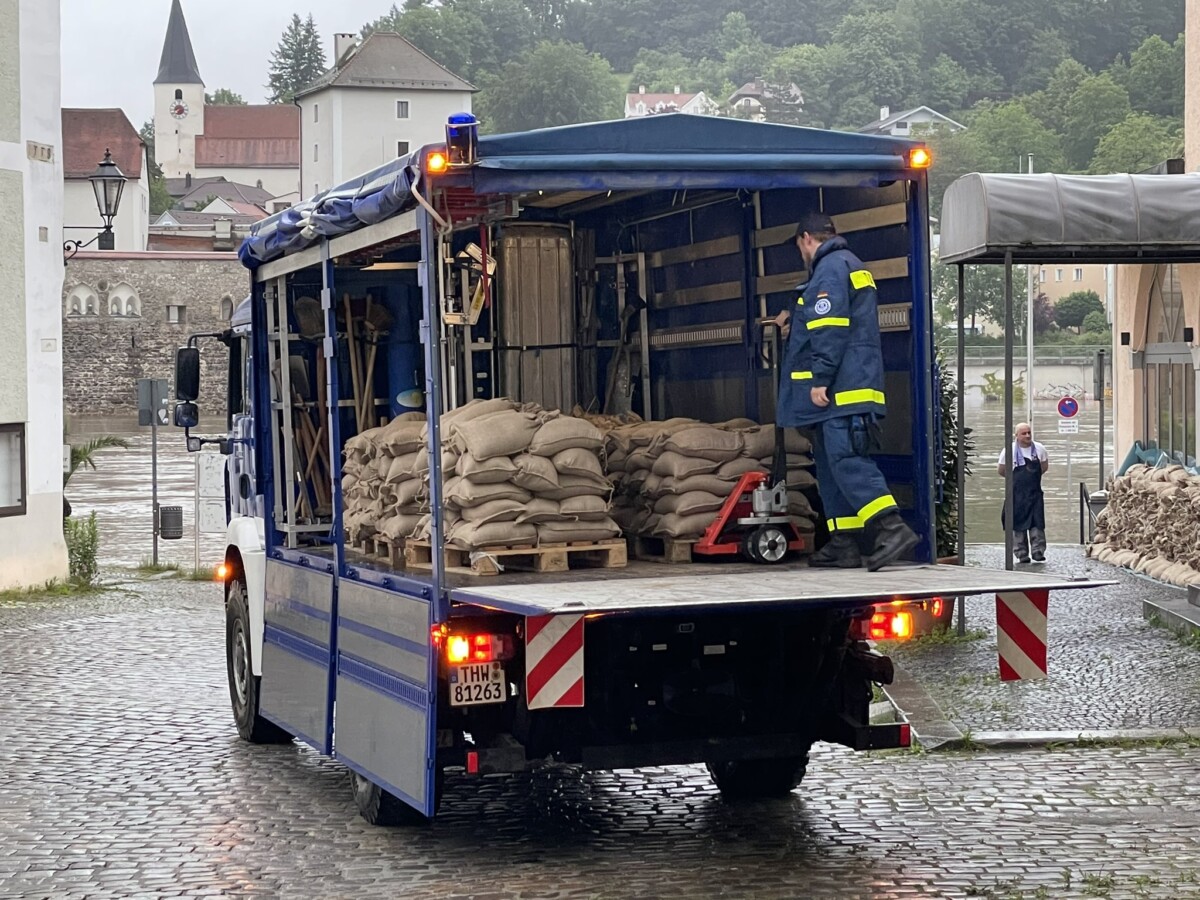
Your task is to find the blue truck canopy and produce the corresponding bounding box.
[239,114,924,268]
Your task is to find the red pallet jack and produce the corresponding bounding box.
[693,320,812,564]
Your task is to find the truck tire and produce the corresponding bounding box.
[706,752,810,800]
[226,578,292,744]
[352,770,441,826]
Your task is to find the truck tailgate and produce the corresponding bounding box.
[448,563,1113,617]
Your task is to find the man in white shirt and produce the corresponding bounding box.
[997,422,1049,563]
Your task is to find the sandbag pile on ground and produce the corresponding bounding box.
[596,417,817,541]
[1087,463,1200,588]
[343,398,620,553]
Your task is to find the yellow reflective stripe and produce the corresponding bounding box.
[850,270,876,290]
[830,515,864,532]
[806,317,850,330]
[858,494,897,523]
[796,296,804,306]
[790,371,813,381]
[834,388,886,406]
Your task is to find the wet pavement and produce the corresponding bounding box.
[5,573,1200,897]
[884,544,1200,735]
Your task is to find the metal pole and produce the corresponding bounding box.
[1004,250,1015,571]
[956,264,967,636]
[1097,349,1106,487]
[193,456,200,572]
[152,386,159,566]
[1026,155,1035,429]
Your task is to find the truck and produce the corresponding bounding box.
[174,113,1102,825]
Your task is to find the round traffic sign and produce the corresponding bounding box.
[1057,396,1079,418]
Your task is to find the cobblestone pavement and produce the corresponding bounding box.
[883,545,1200,735]
[6,574,1200,899]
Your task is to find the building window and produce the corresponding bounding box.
[1055,268,1063,282]
[314,104,319,123]
[396,100,410,119]
[1074,267,1083,281]
[313,143,319,162]
[743,98,752,107]
[166,305,186,325]
[314,183,319,195]
[174,89,183,101]
[0,423,26,518]
[1039,268,1046,283]
[397,141,410,157]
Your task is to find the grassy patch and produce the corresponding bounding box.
[184,566,221,582]
[916,625,989,645]
[136,559,181,575]
[0,577,105,603]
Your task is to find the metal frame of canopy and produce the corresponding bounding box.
[939,171,1200,580]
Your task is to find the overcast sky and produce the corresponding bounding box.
[61,0,394,127]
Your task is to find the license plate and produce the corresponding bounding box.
[449,662,506,706]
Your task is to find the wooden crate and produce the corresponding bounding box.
[405,538,627,577]
[627,534,698,564]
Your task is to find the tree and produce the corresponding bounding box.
[267,13,327,104]
[1063,73,1131,170]
[966,100,1064,173]
[1089,113,1181,174]
[1027,58,1090,133]
[932,258,1030,335]
[205,88,247,106]
[138,120,173,217]
[475,41,621,133]
[1054,290,1105,333]
[922,54,972,113]
[1082,310,1109,334]
[1126,33,1184,119]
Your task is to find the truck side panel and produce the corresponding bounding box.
[334,580,436,816]
[260,560,335,752]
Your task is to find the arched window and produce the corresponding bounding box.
[220,295,234,321]
[1142,264,1194,459]
[107,283,141,319]
[66,284,98,317]
[175,89,183,101]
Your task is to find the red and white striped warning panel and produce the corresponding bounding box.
[996,589,1049,681]
[525,614,584,709]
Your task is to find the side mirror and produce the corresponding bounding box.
[175,347,201,401]
[175,401,199,430]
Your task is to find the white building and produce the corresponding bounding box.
[62,108,150,252]
[153,0,300,198]
[295,31,475,195]
[726,80,803,122]
[859,105,966,137]
[0,0,68,587]
[625,86,719,118]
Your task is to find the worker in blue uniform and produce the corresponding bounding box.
[775,211,919,571]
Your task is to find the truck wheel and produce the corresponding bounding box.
[352,770,441,826]
[706,753,809,799]
[226,578,292,744]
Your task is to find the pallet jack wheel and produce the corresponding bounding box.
[743,525,790,564]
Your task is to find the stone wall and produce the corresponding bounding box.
[62,252,246,421]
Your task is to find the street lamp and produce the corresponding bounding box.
[64,148,127,260]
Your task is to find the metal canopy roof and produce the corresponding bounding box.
[939,172,1200,265]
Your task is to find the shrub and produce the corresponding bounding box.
[64,512,99,586]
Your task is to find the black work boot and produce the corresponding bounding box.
[808,533,863,569]
[866,512,920,572]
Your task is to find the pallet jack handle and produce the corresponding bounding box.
[758,317,788,487]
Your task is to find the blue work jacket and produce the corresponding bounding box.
[777,236,887,427]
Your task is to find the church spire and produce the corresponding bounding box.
[154,0,203,85]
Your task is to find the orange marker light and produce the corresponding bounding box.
[890,611,913,639]
[426,150,449,174]
[215,562,230,582]
[909,147,932,169]
[447,635,471,664]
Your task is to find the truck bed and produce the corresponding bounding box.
[447,561,1111,617]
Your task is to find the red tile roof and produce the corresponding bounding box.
[194,137,300,168]
[62,108,144,179]
[203,105,298,140]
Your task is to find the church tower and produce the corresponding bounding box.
[153,0,205,179]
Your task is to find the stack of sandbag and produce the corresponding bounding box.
[341,412,428,545]
[602,417,817,541]
[1087,463,1200,588]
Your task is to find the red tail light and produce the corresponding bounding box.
[868,611,913,641]
[443,632,515,663]
[930,597,944,618]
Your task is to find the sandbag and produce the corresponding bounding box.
[653,491,725,517]
[537,475,613,501]
[651,451,720,479]
[393,479,423,509]
[513,454,561,493]
[451,410,540,460]
[413,449,459,476]
[559,495,610,520]
[456,452,519,485]
[625,448,660,472]
[665,425,744,462]
[787,469,817,489]
[784,431,813,454]
[654,512,718,539]
[379,513,423,542]
[446,477,531,509]
[657,474,733,497]
[553,447,605,480]
[385,455,414,485]
[529,416,604,457]
[443,397,517,424]
[448,520,537,549]
[717,458,767,480]
[516,498,567,524]
[380,420,425,455]
[739,428,777,459]
[715,417,760,431]
[461,498,526,525]
[536,518,621,543]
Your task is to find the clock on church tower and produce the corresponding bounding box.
[170,100,189,119]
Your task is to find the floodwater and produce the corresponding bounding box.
[67,400,1113,568]
[67,421,228,569]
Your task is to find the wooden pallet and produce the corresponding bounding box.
[405,538,627,577]
[627,534,698,564]
[353,535,405,568]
